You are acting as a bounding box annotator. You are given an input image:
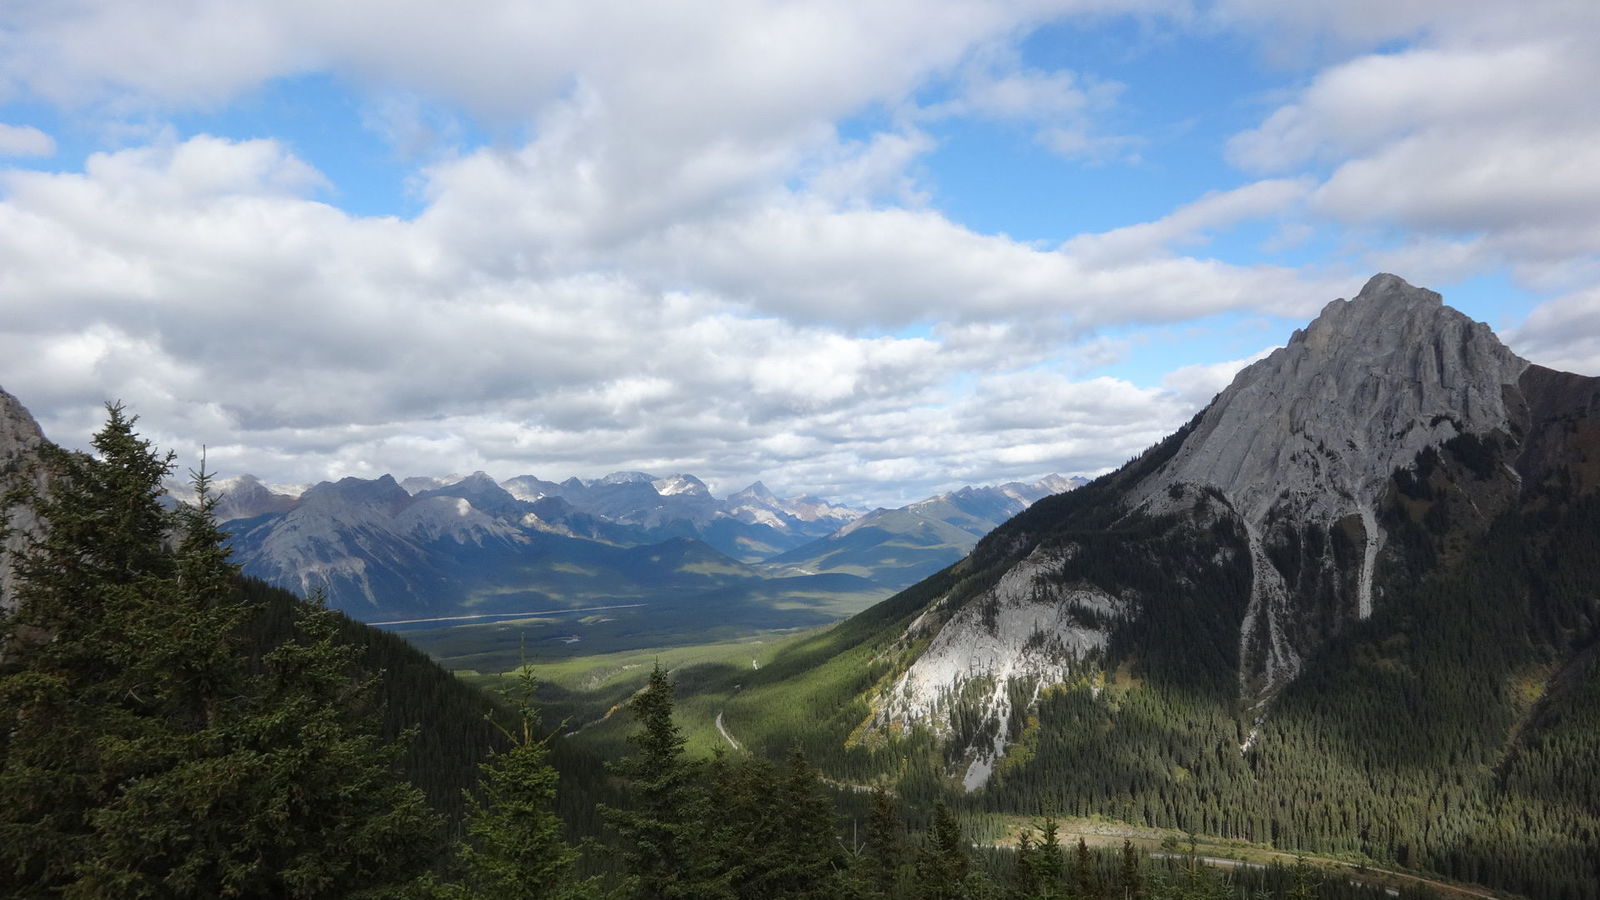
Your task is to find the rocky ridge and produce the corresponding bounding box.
[1137,274,1528,698]
[0,386,48,609]
[869,275,1555,787]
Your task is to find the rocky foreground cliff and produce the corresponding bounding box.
[0,386,48,609]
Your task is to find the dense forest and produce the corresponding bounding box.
[0,414,1458,896]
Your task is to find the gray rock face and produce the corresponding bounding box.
[0,385,49,610]
[1137,273,1528,697]
[1144,274,1526,520]
[869,275,1540,785]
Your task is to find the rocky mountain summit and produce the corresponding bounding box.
[1137,274,1528,699]
[866,274,1599,787]
[0,386,48,609]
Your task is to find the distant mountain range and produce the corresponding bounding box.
[169,467,1083,623]
[767,474,1086,589]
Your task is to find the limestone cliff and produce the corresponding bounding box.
[0,385,48,609]
[869,275,1564,786]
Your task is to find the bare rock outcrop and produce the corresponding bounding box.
[1137,274,1528,698]
[0,385,49,609]
[868,275,1545,786]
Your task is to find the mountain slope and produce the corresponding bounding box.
[223,478,839,622]
[767,474,1086,589]
[0,385,48,609]
[717,275,1600,900]
[0,392,544,834]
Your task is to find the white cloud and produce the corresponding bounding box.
[1228,43,1578,173]
[1313,129,1600,233]
[1160,347,1276,408]
[922,43,1130,160]
[803,129,935,207]
[1225,4,1600,296]
[1063,178,1313,264]
[8,1,1568,507]
[0,127,1334,507]
[0,123,54,156]
[1506,287,1600,376]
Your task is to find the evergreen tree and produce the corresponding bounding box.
[853,787,905,899]
[605,663,700,900]
[0,406,441,897]
[1073,836,1102,900]
[698,748,771,899]
[1118,839,1142,900]
[1286,856,1319,900]
[439,668,584,900]
[1032,820,1063,896]
[1011,828,1040,899]
[770,748,846,898]
[0,405,190,889]
[916,799,971,900]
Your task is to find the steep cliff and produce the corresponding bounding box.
[867,275,1594,787]
[0,385,49,609]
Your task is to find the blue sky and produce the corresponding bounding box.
[1,1,1597,507]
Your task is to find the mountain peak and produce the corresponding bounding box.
[1283,273,1457,358]
[300,474,414,518]
[731,480,775,502]
[652,473,710,497]
[1133,274,1529,694]
[1157,274,1526,520]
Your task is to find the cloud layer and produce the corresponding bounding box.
[1,0,1596,505]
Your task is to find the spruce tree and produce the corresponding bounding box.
[1286,856,1319,900]
[1118,839,1142,900]
[0,406,442,897]
[854,787,905,898]
[1032,819,1063,896]
[1073,836,1101,900]
[605,663,699,900]
[439,668,583,900]
[0,405,185,890]
[916,800,971,900]
[769,748,846,898]
[1011,829,1040,899]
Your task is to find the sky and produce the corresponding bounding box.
[2,0,1598,508]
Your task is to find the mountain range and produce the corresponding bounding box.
[7,272,1600,897]
[156,456,1083,627]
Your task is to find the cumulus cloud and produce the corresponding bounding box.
[6,0,1568,506]
[1506,287,1600,376]
[0,123,54,156]
[0,127,1316,507]
[1220,0,1600,373]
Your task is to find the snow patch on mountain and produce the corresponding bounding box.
[652,473,710,497]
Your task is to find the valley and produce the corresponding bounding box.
[205,463,1080,656]
[429,275,1600,899]
[7,4,1600,897]
[6,274,1599,899]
